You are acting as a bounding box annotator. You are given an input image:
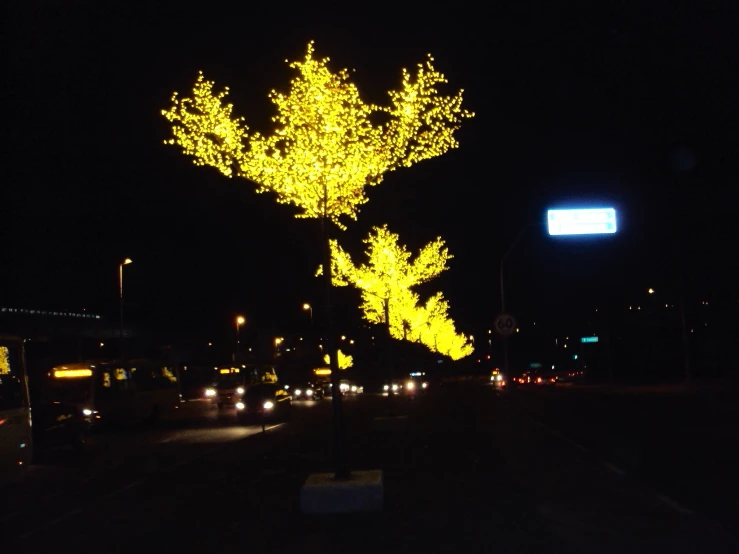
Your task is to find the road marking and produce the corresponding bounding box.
[17,508,83,540]
[657,494,695,514]
[506,392,700,519]
[522,411,592,454]
[162,446,221,473]
[82,461,124,483]
[603,462,626,476]
[105,478,146,497]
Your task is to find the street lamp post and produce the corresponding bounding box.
[235,315,245,360]
[303,303,313,326]
[119,258,133,359]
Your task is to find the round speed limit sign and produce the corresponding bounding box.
[494,314,516,337]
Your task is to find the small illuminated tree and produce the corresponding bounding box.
[162,42,473,477]
[323,225,473,360]
[323,349,354,370]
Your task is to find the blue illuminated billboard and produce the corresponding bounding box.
[547,208,617,236]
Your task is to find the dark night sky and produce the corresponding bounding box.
[4,1,738,342]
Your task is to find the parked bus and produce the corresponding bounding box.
[46,359,181,427]
[0,335,33,485]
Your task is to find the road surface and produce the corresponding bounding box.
[3,388,737,553]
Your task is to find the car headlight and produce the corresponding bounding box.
[496,375,502,381]
[205,388,216,397]
[306,389,313,396]
[237,387,244,394]
[392,384,398,391]
[263,401,274,410]
[235,402,245,410]
[383,385,389,391]
[406,381,415,390]
[295,389,302,396]
[82,408,93,416]
[422,382,428,389]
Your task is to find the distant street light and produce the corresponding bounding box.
[235,316,245,359]
[648,288,655,294]
[303,303,313,325]
[274,337,284,359]
[119,258,133,358]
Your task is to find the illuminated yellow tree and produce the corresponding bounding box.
[323,225,473,360]
[323,349,354,370]
[162,41,473,228]
[161,42,472,477]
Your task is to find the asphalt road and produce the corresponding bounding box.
[4,387,738,553]
[507,383,739,531]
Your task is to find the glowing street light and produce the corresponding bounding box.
[119,258,133,358]
[303,303,313,325]
[274,337,284,359]
[235,315,246,358]
[648,288,655,294]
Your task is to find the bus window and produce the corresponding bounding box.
[0,346,11,375]
[0,345,24,410]
[130,363,156,391]
[161,366,177,384]
[113,367,134,392]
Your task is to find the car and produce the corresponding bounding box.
[514,371,557,386]
[236,383,291,424]
[291,382,324,401]
[489,369,507,389]
[382,381,403,395]
[382,378,427,395]
[339,380,364,395]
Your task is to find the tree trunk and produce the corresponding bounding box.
[322,216,349,479]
